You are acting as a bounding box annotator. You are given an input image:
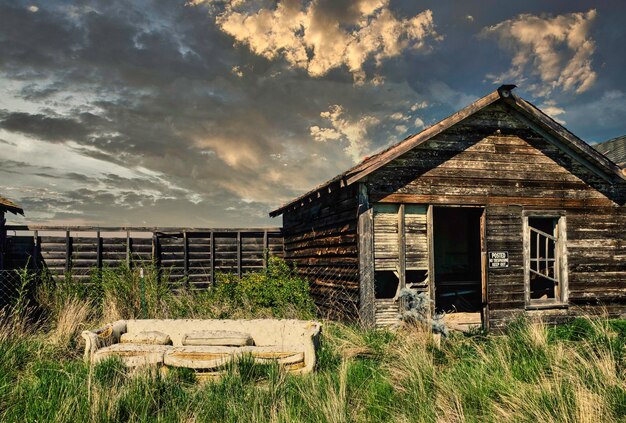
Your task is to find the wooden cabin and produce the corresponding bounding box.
[0,195,24,270]
[270,85,626,330]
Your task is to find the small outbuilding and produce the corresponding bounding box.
[271,85,626,330]
[595,135,626,168]
[0,195,24,270]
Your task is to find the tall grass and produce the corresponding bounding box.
[0,313,625,422]
[0,263,624,422]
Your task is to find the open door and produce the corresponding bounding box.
[433,206,484,330]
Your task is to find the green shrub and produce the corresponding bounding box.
[31,256,314,322]
[212,257,315,318]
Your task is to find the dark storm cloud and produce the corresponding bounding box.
[0,111,91,142]
[1,0,625,226]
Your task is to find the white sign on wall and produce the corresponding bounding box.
[488,251,509,269]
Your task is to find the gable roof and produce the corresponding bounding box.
[270,85,626,217]
[594,135,626,167]
[0,195,24,215]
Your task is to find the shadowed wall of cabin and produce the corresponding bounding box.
[281,183,361,320]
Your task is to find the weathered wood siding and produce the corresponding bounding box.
[485,205,525,330]
[365,99,625,328]
[405,205,429,271]
[373,204,399,271]
[372,204,429,326]
[487,207,626,329]
[373,204,428,271]
[281,183,360,320]
[566,208,626,315]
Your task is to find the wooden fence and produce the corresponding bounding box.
[2,226,284,287]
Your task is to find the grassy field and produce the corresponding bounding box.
[0,263,625,422]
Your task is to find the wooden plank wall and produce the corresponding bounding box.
[372,204,429,327]
[485,205,526,330]
[281,183,360,320]
[567,208,626,316]
[3,227,283,287]
[405,205,429,272]
[372,204,401,327]
[373,204,399,270]
[487,207,626,329]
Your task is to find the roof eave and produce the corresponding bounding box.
[268,86,509,217]
[343,88,506,185]
[504,93,626,183]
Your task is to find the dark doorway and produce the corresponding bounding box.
[433,207,483,313]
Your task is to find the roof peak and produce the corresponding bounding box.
[497,84,517,98]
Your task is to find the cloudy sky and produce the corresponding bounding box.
[1,0,625,226]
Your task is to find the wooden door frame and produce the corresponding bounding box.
[429,205,487,329]
[480,207,489,330]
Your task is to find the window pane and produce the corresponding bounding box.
[527,216,560,303]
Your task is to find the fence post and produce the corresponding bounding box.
[65,230,72,274]
[126,230,131,267]
[263,230,268,269]
[96,230,102,270]
[237,231,242,278]
[32,230,39,271]
[139,267,146,318]
[183,230,189,279]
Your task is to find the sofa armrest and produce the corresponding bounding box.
[299,321,322,374]
[82,320,127,361]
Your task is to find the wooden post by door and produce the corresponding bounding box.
[426,205,435,315]
[480,207,489,330]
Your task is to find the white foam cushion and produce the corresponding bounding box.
[181,330,253,346]
[164,346,239,369]
[163,345,305,370]
[120,331,171,345]
[239,346,305,367]
[94,344,171,367]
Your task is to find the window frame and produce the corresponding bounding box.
[522,211,569,309]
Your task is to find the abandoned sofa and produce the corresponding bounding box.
[82,319,321,375]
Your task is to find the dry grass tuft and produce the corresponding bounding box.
[50,296,92,347]
[323,323,377,359]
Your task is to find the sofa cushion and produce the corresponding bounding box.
[163,345,305,371]
[239,346,305,368]
[181,330,253,347]
[94,344,171,367]
[120,331,171,345]
[164,346,239,369]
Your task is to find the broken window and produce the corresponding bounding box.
[406,270,428,288]
[525,215,567,306]
[374,271,400,299]
[372,204,429,301]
